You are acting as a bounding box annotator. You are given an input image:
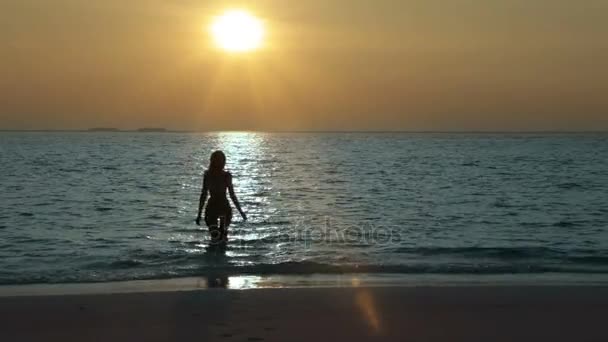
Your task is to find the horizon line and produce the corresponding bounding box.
[1,129,608,134]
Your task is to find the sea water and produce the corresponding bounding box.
[1,132,607,284]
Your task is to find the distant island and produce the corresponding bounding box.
[87,128,120,132]
[137,128,167,132]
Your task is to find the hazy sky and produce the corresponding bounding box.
[1,0,607,131]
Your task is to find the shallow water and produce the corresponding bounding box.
[1,132,607,284]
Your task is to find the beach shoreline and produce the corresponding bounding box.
[2,273,608,297]
[1,282,607,341]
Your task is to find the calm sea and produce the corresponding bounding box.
[1,132,607,285]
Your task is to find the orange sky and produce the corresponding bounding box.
[1,0,607,131]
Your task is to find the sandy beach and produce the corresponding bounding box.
[1,282,607,342]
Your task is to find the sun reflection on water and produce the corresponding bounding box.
[216,132,272,238]
[217,131,263,158]
[165,132,287,272]
[217,131,265,199]
[226,275,264,289]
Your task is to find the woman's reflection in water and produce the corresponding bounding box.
[204,243,229,288]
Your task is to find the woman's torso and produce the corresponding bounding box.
[206,170,230,204]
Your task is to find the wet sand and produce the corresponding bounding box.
[1,285,607,341]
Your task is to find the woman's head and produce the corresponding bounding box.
[209,150,226,172]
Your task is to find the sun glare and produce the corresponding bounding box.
[210,10,264,52]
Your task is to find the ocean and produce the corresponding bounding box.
[1,132,607,285]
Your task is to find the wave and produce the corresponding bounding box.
[393,246,565,258]
[2,259,608,286]
[87,246,608,270]
[553,221,581,228]
[556,182,584,189]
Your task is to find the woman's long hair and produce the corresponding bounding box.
[208,150,226,174]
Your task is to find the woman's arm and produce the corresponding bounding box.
[227,172,247,221]
[196,172,208,225]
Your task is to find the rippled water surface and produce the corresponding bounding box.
[1,132,607,284]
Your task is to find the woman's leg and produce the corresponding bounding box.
[219,212,232,241]
[205,212,223,243]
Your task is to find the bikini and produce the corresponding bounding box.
[204,170,233,235]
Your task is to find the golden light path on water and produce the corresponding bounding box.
[215,134,381,333]
[170,132,279,262]
[169,132,355,275]
[216,132,280,260]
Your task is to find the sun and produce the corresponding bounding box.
[210,10,265,52]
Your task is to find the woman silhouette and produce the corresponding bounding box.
[196,151,246,243]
